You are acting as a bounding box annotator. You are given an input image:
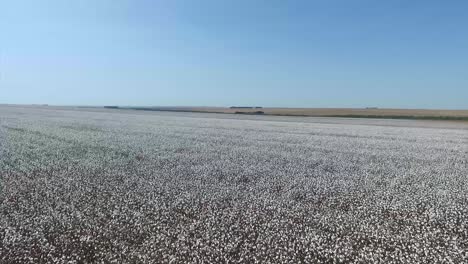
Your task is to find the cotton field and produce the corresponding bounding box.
[1,105,467,263]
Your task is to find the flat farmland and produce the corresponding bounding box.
[116,106,468,120]
[1,105,468,263]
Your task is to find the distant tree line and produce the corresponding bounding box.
[230,106,263,109]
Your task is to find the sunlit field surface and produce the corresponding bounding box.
[1,105,468,263]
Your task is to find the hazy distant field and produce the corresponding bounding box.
[1,105,468,263]
[125,106,468,120]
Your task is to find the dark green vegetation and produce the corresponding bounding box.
[234,111,265,115]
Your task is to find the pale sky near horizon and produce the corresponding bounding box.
[1,0,467,109]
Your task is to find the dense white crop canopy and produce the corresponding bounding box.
[1,106,468,263]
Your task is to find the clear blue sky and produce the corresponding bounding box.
[1,0,467,109]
